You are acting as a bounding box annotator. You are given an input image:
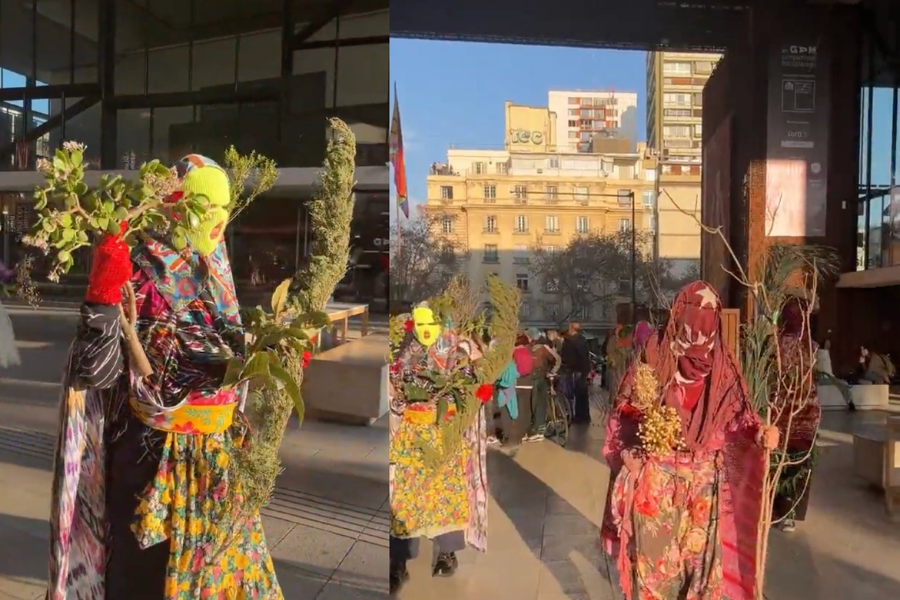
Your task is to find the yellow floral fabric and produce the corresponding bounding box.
[132,432,283,600]
[390,408,470,538]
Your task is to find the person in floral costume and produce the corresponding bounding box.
[770,297,821,532]
[602,281,779,600]
[46,155,283,600]
[389,305,490,595]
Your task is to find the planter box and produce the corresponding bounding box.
[301,333,388,425]
[850,384,890,410]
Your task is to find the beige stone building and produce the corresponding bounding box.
[424,102,656,329]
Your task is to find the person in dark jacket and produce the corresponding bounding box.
[560,322,592,424]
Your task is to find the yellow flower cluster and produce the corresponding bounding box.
[632,362,660,411]
[638,405,688,457]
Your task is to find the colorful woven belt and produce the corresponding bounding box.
[129,398,236,434]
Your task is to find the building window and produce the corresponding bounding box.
[545,215,559,233]
[514,245,530,265]
[642,190,656,208]
[567,119,577,127]
[549,157,559,169]
[473,161,486,174]
[496,162,508,174]
[484,244,499,263]
[619,218,631,232]
[663,125,691,138]
[515,215,528,233]
[568,96,580,104]
[544,302,561,319]
[441,215,454,234]
[520,301,531,319]
[618,189,633,207]
[694,123,703,137]
[644,168,657,181]
[663,61,691,75]
[484,184,496,200]
[546,185,558,200]
[695,61,713,74]
[513,185,528,200]
[568,131,578,139]
[545,245,559,254]
[516,273,530,292]
[574,186,589,202]
[663,93,691,106]
[441,186,453,200]
[484,215,497,233]
[576,216,590,234]
[664,108,692,118]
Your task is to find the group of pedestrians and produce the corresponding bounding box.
[485,322,595,448]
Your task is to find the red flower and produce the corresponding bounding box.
[301,350,312,369]
[166,190,184,204]
[475,384,494,404]
[404,319,414,332]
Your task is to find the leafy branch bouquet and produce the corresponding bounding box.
[390,275,520,470]
[26,142,211,281]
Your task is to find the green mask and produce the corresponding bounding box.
[179,162,231,256]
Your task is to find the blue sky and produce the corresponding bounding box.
[390,39,648,209]
[390,39,900,226]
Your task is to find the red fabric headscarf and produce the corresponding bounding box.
[655,281,749,450]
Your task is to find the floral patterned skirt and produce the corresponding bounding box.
[390,408,470,539]
[130,431,283,600]
[611,451,724,600]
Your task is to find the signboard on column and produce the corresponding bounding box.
[765,37,830,237]
[701,115,732,300]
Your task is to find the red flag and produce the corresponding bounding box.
[390,85,409,219]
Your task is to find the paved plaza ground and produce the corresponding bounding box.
[397,408,900,600]
[2,306,900,599]
[0,306,390,600]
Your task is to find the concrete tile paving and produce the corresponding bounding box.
[397,409,900,600]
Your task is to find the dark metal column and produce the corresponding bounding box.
[98,0,117,169]
[279,0,295,144]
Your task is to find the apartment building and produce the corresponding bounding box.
[548,90,639,153]
[646,52,721,163]
[424,143,654,329]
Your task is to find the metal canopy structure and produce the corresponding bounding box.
[390,0,863,52]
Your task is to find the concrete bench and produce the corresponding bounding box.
[817,384,847,411]
[853,427,886,489]
[853,418,900,520]
[302,333,388,425]
[850,384,890,410]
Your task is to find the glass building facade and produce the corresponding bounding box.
[0,0,389,302]
[858,16,900,272]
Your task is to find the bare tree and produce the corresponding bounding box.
[390,215,466,308]
[531,229,679,324]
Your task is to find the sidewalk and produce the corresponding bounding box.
[397,408,900,600]
[0,416,390,600]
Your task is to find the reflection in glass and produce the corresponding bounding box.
[192,39,237,91]
[149,46,191,94]
[0,3,35,81]
[152,106,195,164]
[230,196,301,287]
[237,31,280,83]
[117,109,152,168]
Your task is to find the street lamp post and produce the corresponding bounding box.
[630,190,636,325]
